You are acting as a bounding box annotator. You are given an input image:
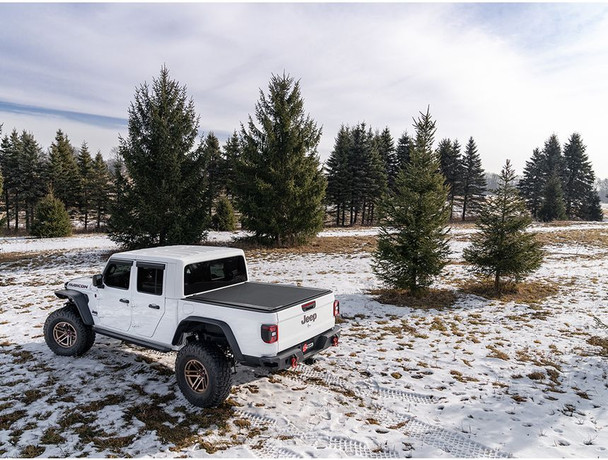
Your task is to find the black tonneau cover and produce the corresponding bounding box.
[186,281,332,312]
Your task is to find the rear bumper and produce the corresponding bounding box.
[240,326,341,370]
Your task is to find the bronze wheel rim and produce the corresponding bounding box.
[184,359,209,393]
[53,321,77,348]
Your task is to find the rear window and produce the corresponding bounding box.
[184,256,247,296]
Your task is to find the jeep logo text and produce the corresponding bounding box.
[301,313,317,325]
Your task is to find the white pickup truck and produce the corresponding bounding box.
[43,245,341,407]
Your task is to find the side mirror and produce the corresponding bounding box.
[92,274,104,288]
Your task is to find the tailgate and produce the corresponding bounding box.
[276,291,336,352]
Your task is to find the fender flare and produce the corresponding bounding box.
[55,289,94,326]
[172,316,244,361]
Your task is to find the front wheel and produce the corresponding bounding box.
[44,306,95,356]
[175,342,232,408]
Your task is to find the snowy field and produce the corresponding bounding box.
[2,224,608,457]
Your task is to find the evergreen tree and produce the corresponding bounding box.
[31,192,72,238]
[0,130,21,230]
[461,137,486,221]
[372,108,451,294]
[518,148,545,219]
[464,160,543,293]
[18,131,48,231]
[562,133,597,220]
[90,151,111,230]
[49,129,80,209]
[202,132,223,219]
[76,142,96,230]
[395,131,412,172]
[538,173,566,222]
[542,134,563,179]
[212,196,237,231]
[581,189,604,221]
[349,123,387,226]
[374,127,397,189]
[235,73,326,246]
[437,138,462,220]
[222,131,241,198]
[326,125,353,227]
[108,66,209,249]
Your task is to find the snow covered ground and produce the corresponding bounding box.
[2,224,608,457]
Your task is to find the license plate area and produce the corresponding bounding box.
[302,341,315,353]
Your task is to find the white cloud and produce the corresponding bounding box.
[2,3,608,177]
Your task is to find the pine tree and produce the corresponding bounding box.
[222,131,241,199]
[582,189,603,221]
[562,133,598,220]
[235,73,326,246]
[395,131,412,172]
[374,127,397,189]
[76,142,96,231]
[372,108,451,294]
[31,192,72,238]
[18,131,48,231]
[437,138,462,220]
[49,130,80,210]
[0,130,22,230]
[518,148,545,219]
[464,160,543,293]
[108,66,209,249]
[542,134,563,179]
[202,132,223,219]
[90,151,111,230]
[461,137,486,221]
[349,123,387,226]
[212,196,237,231]
[326,125,353,227]
[538,173,566,222]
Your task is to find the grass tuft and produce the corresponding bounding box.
[369,288,458,310]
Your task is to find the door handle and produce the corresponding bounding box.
[148,304,160,310]
[120,298,130,304]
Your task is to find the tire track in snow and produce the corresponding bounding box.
[279,367,511,458]
[290,365,440,404]
[235,410,401,458]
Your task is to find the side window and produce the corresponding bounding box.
[184,256,247,295]
[137,264,164,296]
[104,260,132,289]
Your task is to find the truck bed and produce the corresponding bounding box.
[186,281,332,312]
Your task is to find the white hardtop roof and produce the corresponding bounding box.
[110,245,245,265]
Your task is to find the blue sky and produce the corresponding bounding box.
[1,3,608,177]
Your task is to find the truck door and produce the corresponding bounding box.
[130,262,166,338]
[96,259,134,332]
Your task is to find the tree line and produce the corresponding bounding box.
[518,133,603,221]
[0,127,112,234]
[0,66,604,245]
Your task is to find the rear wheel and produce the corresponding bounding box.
[44,306,95,356]
[175,342,232,408]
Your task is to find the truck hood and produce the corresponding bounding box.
[65,276,93,291]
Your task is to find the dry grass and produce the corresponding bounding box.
[458,279,559,305]
[587,336,608,356]
[240,235,378,257]
[536,228,608,248]
[369,288,458,310]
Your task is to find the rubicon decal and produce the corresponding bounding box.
[301,313,317,325]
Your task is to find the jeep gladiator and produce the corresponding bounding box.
[44,245,341,407]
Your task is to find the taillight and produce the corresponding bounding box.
[333,300,340,317]
[261,324,278,344]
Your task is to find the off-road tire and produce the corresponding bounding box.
[44,306,95,356]
[175,342,232,408]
